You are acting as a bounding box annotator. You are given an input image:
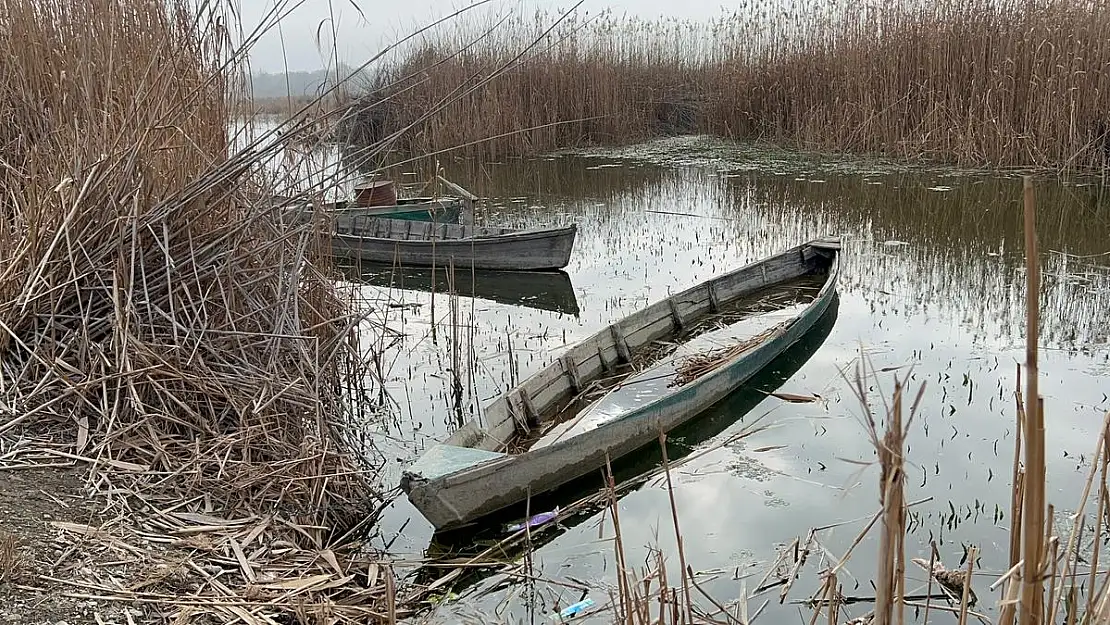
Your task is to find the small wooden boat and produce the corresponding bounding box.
[330,216,578,272]
[275,176,479,225]
[335,261,580,315]
[277,196,466,225]
[400,237,841,531]
[408,300,839,593]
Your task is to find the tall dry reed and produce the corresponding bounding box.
[0,0,376,536]
[354,0,1110,170]
[349,9,702,162]
[709,0,1110,170]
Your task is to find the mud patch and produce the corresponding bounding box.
[0,466,154,624]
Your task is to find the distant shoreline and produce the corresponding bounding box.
[249,66,361,99]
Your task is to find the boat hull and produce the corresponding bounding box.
[331,221,578,272]
[401,239,840,531]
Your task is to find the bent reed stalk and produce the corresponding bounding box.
[352,0,1110,171]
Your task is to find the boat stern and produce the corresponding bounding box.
[400,444,507,491]
[553,223,578,269]
[400,443,510,530]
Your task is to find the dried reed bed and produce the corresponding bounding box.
[0,0,389,620]
[357,0,1110,170]
[708,0,1110,170]
[351,9,704,161]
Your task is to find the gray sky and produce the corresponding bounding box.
[239,0,732,73]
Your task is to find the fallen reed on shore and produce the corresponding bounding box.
[351,0,1110,171]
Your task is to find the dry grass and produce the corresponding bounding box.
[0,0,375,532]
[0,0,391,620]
[669,325,782,388]
[349,7,700,161]
[9,511,403,623]
[352,0,1110,170]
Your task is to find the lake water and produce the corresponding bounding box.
[337,136,1110,623]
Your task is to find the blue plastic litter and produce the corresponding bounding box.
[554,598,594,620]
[505,507,559,533]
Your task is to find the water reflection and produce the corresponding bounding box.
[336,260,581,316]
[718,172,1110,350]
[344,140,1110,624]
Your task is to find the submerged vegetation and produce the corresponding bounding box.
[356,0,1110,171]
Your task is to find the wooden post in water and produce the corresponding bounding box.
[1020,175,1045,625]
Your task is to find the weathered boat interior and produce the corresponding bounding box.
[272,198,466,230]
[271,195,461,210]
[422,240,838,460]
[523,278,824,451]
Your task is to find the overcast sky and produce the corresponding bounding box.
[238,0,732,73]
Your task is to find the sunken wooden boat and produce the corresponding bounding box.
[400,237,842,531]
[330,216,578,272]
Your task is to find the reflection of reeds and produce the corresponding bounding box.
[801,179,1110,625]
[716,171,1110,353]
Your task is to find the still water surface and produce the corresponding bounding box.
[341,137,1110,623]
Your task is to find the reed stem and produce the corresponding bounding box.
[1020,175,1046,625]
